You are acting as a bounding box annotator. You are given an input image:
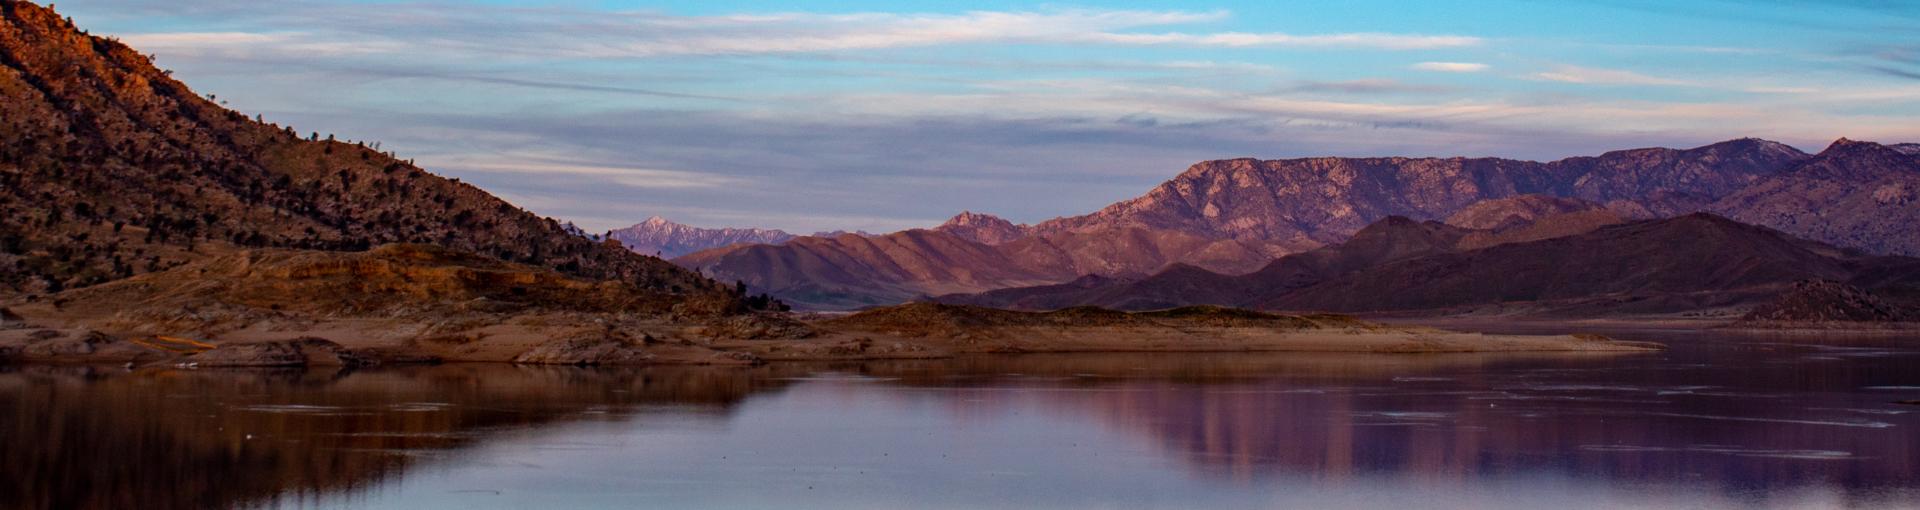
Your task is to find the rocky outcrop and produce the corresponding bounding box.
[0,328,164,362]
[607,216,795,259]
[933,211,1031,245]
[510,331,657,365]
[186,338,367,367]
[700,313,817,340]
[0,307,23,330]
[1737,280,1912,325]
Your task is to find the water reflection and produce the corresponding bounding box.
[3,333,1918,509]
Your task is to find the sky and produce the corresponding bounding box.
[55,0,1920,233]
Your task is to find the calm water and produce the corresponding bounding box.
[4,329,1919,509]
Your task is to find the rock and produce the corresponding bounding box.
[20,330,116,357]
[703,313,817,340]
[187,337,367,367]
[709,350,766,365]
[0,307,25,330]
[512,331,654,365]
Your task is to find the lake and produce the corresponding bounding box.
[3,328,1918,509]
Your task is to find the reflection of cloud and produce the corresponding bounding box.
[1411,62,1488,73]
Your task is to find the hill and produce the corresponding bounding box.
[0,2,719,301]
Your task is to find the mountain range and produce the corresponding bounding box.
[607,216,797,259]
[680,136,1918,310]
[945,212,1920,316]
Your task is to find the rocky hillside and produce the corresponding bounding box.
[1710,139,1920,256]
[1030,138,1807,247]
[36,244,740,334]
[0,2,720,301]
[607,216,794,259]
[1736,279,1912,325]
[676,226,1290,309]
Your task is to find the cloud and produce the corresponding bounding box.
[1531,65,1692,86]
[108,7,1481,60]
[118,32,400,57]
[1411,62,1489,72]
[433,153,748,190]
[1283,79,1451,94]
[1080,32,1480,50]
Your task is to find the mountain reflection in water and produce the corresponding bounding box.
[3,332,1918,509]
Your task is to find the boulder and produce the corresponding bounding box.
[0,307,24,330]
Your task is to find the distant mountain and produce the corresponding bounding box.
[675,225,1290,309]
[1030,138,1807,247]
[933,211,1030,245]
[0,2,722,302]
[1442,195,1629,250]
[943,215,1483,311]
[608,216,795,259]
[948,213,1920,317]
[1260,214,1873,314]
[809,229,880,238]
[1710,139,1920,256]
[688,139,1818,309]
[1443,195,1621,229]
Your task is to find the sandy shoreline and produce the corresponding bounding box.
[0,311,1663,367]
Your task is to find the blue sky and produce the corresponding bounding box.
[56,0,1920,233]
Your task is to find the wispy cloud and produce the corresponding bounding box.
[1531,65,1692,86]
[118,32,400,57]
[435,153,747,190]
[1411,62,1488,72]
[1283,78,1452,94]
[60,0,1920,233]
[1080,31,1480,50]
[113,8,1480,59]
